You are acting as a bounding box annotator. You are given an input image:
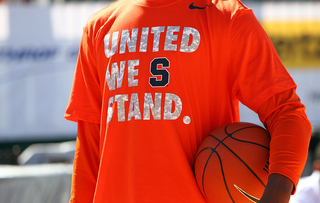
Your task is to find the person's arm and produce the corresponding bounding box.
[257,88,312,203]
[259,173,293,203]
[69,120,100,203]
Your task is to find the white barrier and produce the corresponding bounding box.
[0,3,110,141]
[0,163,73,203]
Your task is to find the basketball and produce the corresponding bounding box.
[194,122,270,203]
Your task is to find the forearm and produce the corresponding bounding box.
[258,117,310,203]
[266,112,311,190]
[70,120,100,203]
[258,88,311,190]
[257,88,312,202]
[259,173,293,203]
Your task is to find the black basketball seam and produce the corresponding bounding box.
[197,145,222,200]
[210,134,266,187]
[200,148,214,200]
[216,150,236,203]
[225,125,270,150]
[225,125,261,135]
[225,124,270,175]
[230,137,269,150]
[196,123,269,202]
[198,147,236,203]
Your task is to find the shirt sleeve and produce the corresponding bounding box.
[230,9,297,113]
[69,120,100,203]
[258,88,312,194]
[229,9,312,193]
[65,25,102,124]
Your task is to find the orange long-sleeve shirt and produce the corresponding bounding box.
[65,0,311,202]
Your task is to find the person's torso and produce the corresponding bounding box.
[89,0,246,202]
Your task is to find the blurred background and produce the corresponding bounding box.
[0,0,319,202]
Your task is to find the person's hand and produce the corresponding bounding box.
[258,173,293,203]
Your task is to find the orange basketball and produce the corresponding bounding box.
[194,122,270,203]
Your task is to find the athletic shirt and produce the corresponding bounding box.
[65,0,298,202]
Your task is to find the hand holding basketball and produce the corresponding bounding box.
[194,122,270,203]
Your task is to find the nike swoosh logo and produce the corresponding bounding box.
[234,184,260,203]
[189,2,212,10]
